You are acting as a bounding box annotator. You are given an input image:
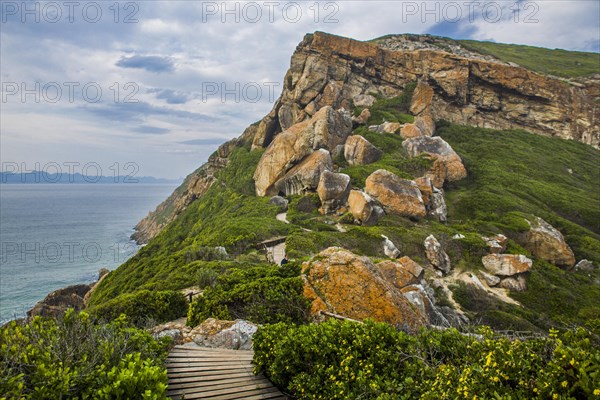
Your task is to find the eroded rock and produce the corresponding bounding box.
[344,135,383,166]
[317,171,351,214]
[365,169,426,218]
[482,254,532,276]
[424,235,451,274]
[523,217,575,268]
[254,106,352,196]
[381,235,401,258]
[347,190,384,225]
[273,149,333,196]
[192,318,258,350]
[403,136,467,187]
[302,247,427,328]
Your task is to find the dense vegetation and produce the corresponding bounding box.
[0,310,170,399]
[187,262,309,326]
[254,319,600,399]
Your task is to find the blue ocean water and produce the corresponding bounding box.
[0,184,177,323]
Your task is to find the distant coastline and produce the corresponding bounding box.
[0,172,181,185]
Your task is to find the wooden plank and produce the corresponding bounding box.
[243,392,288,400]
[167,370,254,379]
[167,376,271,395]
[168,352,254,360]
[173,346,253,355]
[166,346,285,400]
[173,388,287,400]
[166,361,250,366]
[168,382,278,400]
[168,371,254,383]
[167,358,254,364]
[167,366,253,374]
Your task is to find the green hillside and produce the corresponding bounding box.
[458,40,600,78]
[87,93,600,330]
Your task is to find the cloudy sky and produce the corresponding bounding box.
[1,0,598,179]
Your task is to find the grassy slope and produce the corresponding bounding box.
[89,92,600,331]
[370,34,599,78]
[458,40,600,78]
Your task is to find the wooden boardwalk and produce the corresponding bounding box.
[166,345,287,400]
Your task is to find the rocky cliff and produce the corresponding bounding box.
[132,31,599,243]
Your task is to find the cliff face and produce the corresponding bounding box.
[132,31,599,243]
[252,32,598,149]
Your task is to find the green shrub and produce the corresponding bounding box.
[187,264,309,326]
[253,319,600,399]
[0,310,169,399]
[89,290,188,326]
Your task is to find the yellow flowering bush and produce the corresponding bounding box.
[253,320,600,399]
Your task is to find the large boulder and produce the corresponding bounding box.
[482,254,533,276]
[273,149,332,196]
[317,171,351,213]
[192,318,258,350]
[254,106,352,196]
[344,135,383,166]
[365,169,426,218]
[302,247,427,328]
[347,190,384,225]
[522,217,576,268]
[402,136,467,187]
[424,235,451,274]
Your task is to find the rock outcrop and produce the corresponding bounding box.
[482,234,508,254]
[403,136,467,187]
[133,31,599,243]
[344,135,383,166]
[272,149,333,196]
[301,247,428,328]
[482,254,533,276]
[347,190,384,225]
[192,318,258,350]
[268,195,289,211]
[317,171,351,213]
[522,217,576,268]
[253,106,351,196]
[28,284,91,318]
[368,121,401,134]
[365,169,426,218]
[381,235,401,258]
[400,116,436,139]
[424,235,451,274]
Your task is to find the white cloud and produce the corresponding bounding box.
[1,1,598,178]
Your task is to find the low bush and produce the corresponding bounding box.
[254,319,600,399]
[0,310,170,399]
[89,290,188,327]
[187,263,309,326]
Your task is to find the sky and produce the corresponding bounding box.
[1,0,598,179]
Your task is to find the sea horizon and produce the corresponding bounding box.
[0,183,177,323]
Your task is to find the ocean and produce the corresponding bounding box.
[0,183,177,323]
